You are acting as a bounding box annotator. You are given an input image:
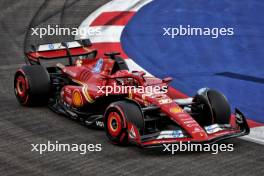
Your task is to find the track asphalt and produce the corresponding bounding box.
[0,1,263,175]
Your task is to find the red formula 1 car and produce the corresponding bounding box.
[14,40,250,148]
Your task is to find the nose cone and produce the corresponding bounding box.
[190,129,208,141]
[160,103,208,140]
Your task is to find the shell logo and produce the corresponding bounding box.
[72,90,83,107]
[170,107,183,113]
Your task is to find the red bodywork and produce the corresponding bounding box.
[25,43,249,148]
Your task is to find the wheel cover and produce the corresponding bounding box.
[16,76,27,97]
[15,75,29,104]
[107,112,122,137]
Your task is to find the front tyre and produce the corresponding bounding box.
[104,100,144,146]
[193,88,231,126]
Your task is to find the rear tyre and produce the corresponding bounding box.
[104,100,144,145]
[193,88,231,126]
[14,65,50,106]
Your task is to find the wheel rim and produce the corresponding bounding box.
[15,75,28,103]
[107,112,122,137]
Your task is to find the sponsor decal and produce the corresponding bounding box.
[92,58,103,73]
[193,127,203,135]
[204,124,231,134]
[177,114,189,118]
[157,130,185,139]
[170,107,183,113]
[72,90,83,107]
[129,126,136,139]
[186,123,200,128]
[183,120,196,124]
[95,121,104,128]
[76,59,83,67]
[128,91,133,99]
[48,43,54,49]
[158,98,173,104]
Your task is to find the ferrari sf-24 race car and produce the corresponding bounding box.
[14,40,250,148]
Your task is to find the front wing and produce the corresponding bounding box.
[133,108,250,148]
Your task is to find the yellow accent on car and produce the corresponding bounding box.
[72,79,95,103]
[170,107,183,113]
[72,90,83,107]
[82,85,94,103]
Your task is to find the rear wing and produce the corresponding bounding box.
[37,41,83,51]
[26,39,97,65]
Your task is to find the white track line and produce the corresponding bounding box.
[76,0,153,34]
[241,126,264,145]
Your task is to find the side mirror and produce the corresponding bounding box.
[132,71,146,76]
[79,39,92,47]
[104,52,121,60]
[30,45,37,52]
[163,77,173,83]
